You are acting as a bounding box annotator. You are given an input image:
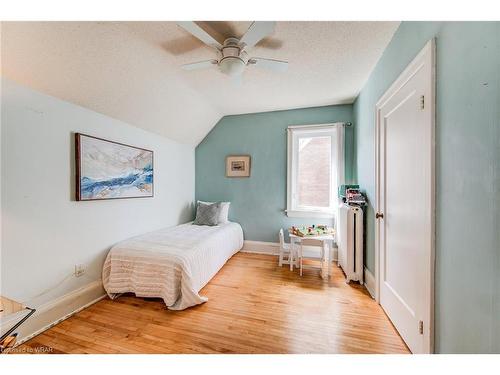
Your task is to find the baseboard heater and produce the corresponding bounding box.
[338,204,364,283]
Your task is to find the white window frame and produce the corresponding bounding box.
[286,123,343,219]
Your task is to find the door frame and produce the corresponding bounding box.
[374,39,436,353]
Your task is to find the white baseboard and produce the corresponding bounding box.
[364,266,376,299]
[1,280,106,346]
[240,240,280,255]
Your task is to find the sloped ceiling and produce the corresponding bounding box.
[1,21,399,145]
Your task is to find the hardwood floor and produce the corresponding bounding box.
[17,253,409,354]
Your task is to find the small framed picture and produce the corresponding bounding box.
[226,155,251,177]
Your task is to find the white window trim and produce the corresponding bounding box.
[286,123,344,219]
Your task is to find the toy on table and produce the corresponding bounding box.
[289,224,333,237]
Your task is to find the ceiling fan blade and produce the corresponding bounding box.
[248,58,288,72]
[181,60,218,71]
[240,22,276,49]
[177,22,223,50]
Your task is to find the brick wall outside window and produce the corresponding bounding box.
[297,136,331,208]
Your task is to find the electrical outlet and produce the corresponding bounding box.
[74,264,86,277]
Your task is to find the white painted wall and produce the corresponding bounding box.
[0,79,195,309]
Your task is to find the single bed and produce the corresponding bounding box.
[102,221,244,310]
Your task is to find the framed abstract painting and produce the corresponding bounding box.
[75,133,154,201]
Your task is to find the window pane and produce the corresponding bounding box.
[297,136,331,208]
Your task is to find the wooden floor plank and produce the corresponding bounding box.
[16,253,409,354]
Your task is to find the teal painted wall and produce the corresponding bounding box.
[353,22,500,353]
[196,105,353,243]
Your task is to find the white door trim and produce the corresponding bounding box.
[374,38,436,354]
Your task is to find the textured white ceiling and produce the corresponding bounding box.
[1,21,399,145]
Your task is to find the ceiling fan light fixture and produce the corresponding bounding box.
[219,57,246,76]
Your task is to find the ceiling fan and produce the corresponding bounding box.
[177,21,289,77]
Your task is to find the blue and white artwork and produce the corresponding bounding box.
[76,134,153,200]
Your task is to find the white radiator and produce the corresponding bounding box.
[337,204,364,283]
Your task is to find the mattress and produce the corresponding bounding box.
[102,221,244,310]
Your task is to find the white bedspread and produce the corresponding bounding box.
[102,222,243,310]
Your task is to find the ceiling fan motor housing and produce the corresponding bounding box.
[218,38,248,76]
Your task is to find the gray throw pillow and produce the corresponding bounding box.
[198,200,230,223]
[193,201,221,226]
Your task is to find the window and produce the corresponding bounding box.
[286,124,344,218]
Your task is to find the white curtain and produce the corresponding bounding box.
[334,123,345,239]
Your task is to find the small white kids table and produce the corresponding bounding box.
[288,231,336,279]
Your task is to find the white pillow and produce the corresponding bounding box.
[198,200,230,224]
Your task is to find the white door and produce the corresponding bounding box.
[375,40,435,354]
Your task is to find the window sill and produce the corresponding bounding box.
[285,210,335,219]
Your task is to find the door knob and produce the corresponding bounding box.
[376,212,384,219]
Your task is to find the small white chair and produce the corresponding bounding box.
[297,239,326,276]
[278,229,294,271]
